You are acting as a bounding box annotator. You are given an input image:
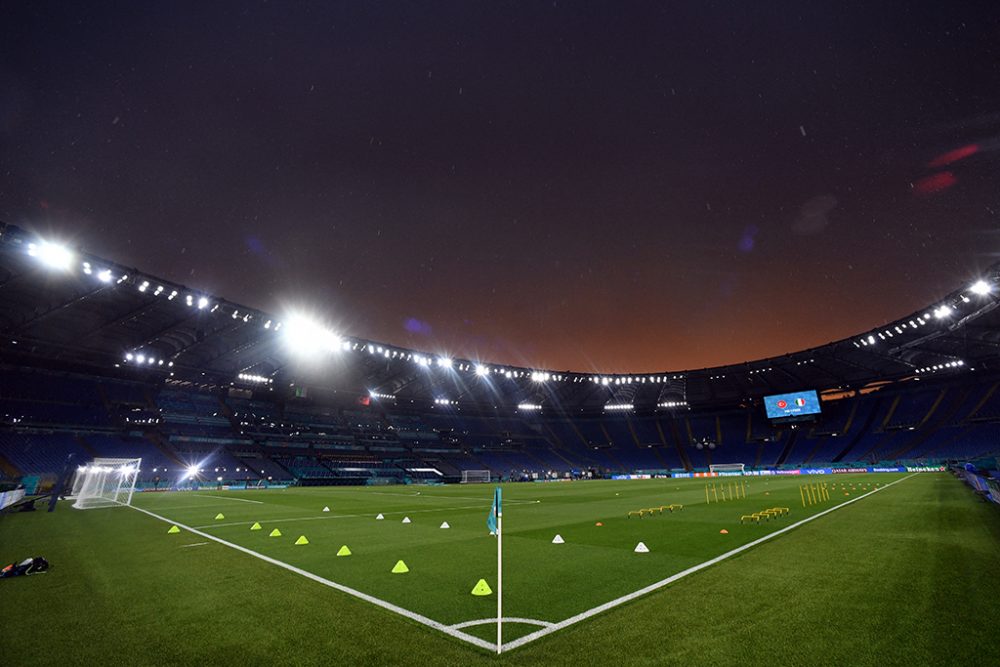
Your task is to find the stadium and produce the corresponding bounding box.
[4,4,1000,666]
[2,220,998,664]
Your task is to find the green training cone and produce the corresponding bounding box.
[215,513,225,520]
[269,528,282,537]
[471,579,493,596]
[250,522,262,531]
[167,525,181,534]
[391,560,409,574]
[295,535,310,545]
[337,545,352,556]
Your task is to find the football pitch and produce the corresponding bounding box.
[3,472,999,666]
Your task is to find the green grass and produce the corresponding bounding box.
[2,472,998,665]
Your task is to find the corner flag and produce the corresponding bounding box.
[487,486,501,535]
[486,485,503,653]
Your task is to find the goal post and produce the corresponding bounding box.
[461,469,491,484]
[72,458,142,509]
[710,463,745,474]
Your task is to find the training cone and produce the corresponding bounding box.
[595,522,603,527]
[634,541,650,553]
[250,522,262,531]
[402,517,411,524]
[337,545,352,556]
[269,528,282,537]
[552,534,565,544]
[295,535,309,545]
[215,513,225,520]
[167,525,181,534]
[471,579,493,596]
[391,560,409,574]
[720,529,729,534]
[440,521,450,529]
[376,513,384,520]
[322,506,330,512]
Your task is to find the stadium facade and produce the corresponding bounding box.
[1,221,998,489]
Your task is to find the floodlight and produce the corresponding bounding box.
[933,305,952,319]
[970,280,992,295]
[437,357,453,368]
[475,365,489,377]
[283,314,341,357]
[97,269,112,283]
[27,241,73,270]
[197,296,209,309]
[187,465,199,475]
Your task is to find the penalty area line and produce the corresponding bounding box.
[501,473,919,652]
[127,505,495,652]
[191,494,264,504]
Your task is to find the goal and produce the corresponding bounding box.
[710,463,745,474]
[461,469,491,484]
[71,458,142,509]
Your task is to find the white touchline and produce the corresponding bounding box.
[128,504,496,652]
[500,473,919,652]
[191,494,265,504]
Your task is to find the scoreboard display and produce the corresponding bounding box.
[764,390,821,420]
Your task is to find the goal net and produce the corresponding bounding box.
[72,458,142,509]
[710,463,745,474]
[461,469,491,484]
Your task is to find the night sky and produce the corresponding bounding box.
[3,2,999,373]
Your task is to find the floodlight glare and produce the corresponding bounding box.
[933,305,953,319]
[475,364,489,377]
[28,241,73,270]
[197,296,209,309]
[283,314,341,357]
[970,280,992,295]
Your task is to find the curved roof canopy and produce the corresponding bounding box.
[1,222,997,412]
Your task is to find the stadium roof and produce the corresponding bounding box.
[2,221,998,412]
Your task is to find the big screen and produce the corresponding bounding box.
[763,390,821,420]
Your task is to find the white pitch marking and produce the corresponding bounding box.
[191,502,509,529]
[134,503,255,512]
[191,494,264,504]
[369,491,538,505]
[128,505,495,651]
[450,617,554,630]
[500,473,918,652]
[179,542,210,548]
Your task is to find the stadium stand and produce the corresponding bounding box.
[1,222,1000,490]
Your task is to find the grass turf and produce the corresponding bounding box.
[1,472,998,665]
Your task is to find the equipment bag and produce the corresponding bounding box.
[0,556,49,578]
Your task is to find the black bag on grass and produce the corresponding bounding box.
[0,556,49,578]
